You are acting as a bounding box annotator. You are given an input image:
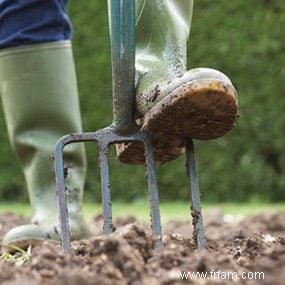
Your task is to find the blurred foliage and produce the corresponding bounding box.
[0,0,284,203]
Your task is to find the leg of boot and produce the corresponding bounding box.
[0,0,88,246]
[0,41,90,249]
[0,1,89,249]
[117,0,239,165]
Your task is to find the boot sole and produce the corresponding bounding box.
[117,79,238,165]
[142,79,238,139]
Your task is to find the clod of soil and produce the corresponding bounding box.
[0,210,284,285]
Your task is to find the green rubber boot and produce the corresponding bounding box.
[117,0,239,165]
[0,41,90,250]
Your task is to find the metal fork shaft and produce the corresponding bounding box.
[108,0,137,134]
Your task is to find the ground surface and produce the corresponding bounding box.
[0,209,284,285]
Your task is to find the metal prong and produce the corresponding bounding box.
[99,142,113,234]
[186,139,207,250]
[55,139,71,252]
[144,133,162,250]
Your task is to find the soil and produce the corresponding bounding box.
[0,209,284,285]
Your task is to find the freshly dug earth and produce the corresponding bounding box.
[0,209,284,285]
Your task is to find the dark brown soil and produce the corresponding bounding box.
[0,209,284,285]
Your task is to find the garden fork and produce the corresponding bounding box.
[54,0,206,252]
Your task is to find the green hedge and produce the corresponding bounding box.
[0,0,284,202]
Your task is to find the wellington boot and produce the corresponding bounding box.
[0,41,90,250]
[117,0,239,165]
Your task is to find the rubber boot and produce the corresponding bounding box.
[0,41,90,250]
[117,0,239,165]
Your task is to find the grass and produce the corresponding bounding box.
[0,245,31,266]
[0,201,284,223]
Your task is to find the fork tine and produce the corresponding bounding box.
[99,142,113,234]
[55,139,71,252]
[186,139,207,250]
[144,133,163,250]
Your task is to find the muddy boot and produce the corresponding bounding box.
[117,0,239,165]
[0,41,90,250]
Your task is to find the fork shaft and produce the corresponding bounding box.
[108,0,137,134]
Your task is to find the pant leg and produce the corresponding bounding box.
[0,0,72,49]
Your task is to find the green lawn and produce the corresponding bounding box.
[0,201,284,223]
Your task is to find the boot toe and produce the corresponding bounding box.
[2,218,91,252]
[2,224,59,252]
